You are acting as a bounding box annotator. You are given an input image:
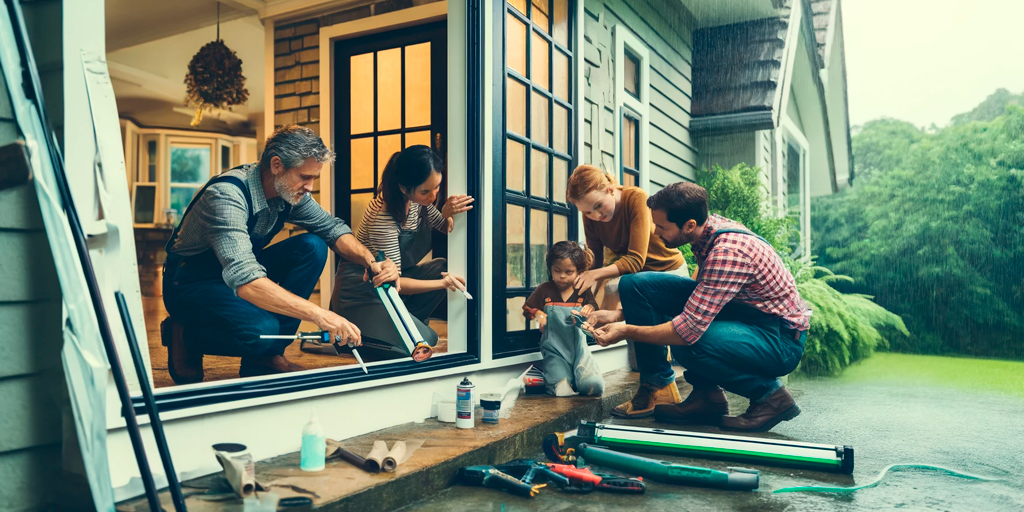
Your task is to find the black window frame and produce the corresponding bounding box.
[130,1,485,415]
[493,0,579,358]
[620,108,640,188]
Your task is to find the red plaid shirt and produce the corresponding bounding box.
[671,214,811,345]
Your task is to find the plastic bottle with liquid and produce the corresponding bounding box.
[300,410,326,471]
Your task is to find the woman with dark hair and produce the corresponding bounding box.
[330,145,474,360]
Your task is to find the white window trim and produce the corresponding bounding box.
[777,117,811,259]
[613,24,650,191]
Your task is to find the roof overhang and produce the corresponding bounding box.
[691,110,775,136]
[677,0,785,29]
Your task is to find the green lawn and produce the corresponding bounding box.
[833,352,1024,399]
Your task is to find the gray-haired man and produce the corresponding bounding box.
[160,125,399,383]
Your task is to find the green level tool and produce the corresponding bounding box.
[577,444,759,490]
[545,421,854,474]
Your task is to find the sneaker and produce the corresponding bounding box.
[610,382,682,418]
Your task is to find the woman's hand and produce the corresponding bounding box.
[365,257,401,291]
[440,272,467,292]
[442,194,475,219]
[574,270,600,293]
[585,309,624,329]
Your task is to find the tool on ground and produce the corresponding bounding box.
[260,330,368,374]
[544,421,854,474]
[577,444,760,491]
[495,460,571,488]
[277,497,314,508]
[569,311,597,342]
[495,459,646,495]
[458,465,546,497]
[372,251,434,362]
[773,463,1002,494]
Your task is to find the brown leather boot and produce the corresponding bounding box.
[239,355,305,377]
[653,386,729,425]
[720,386,801,432]
[161,317,203,384]
[610,382,682,419]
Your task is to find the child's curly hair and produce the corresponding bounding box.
[546,241,595,279]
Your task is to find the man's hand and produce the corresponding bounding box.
[592,323,629,347]
[585,309,624,328]
[574,270,600,293]
[365,257,401,291]
[315,310,362,347]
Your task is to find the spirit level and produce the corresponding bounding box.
[545,421,854,474]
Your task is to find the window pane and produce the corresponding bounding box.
[554,50,569,100]
[553,213,568,243]
[351,53,374,135]
[507,13,527,77]
[507,138,526,192]
[507,296,527,332]
[529,209,548,287]
[509,0,527,15]
[220,145,231,174]
[133,184,156,224]
[623,170,638,188]
[507,204,526,287]
[351,137,374,190]
[623,115,637,170]
[405,130,431,149]
[379,134,402,175]
[146,139,157,182]
[624,50,640,97]
[351,192,374,234]
[531,91,549,147]
[169,186,199,215]
[377,48,402,132]
[532,0,550,33]
[532,32,549,91]
[530,149,548,198]
[553,157,568,203]
[552,0,569,47]
[554,104,568,153]
[507,77,527,136]
[405,42,432,128]
[170,146,210,184]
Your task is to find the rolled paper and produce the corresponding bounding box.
[382,441,406,472]
[213,447,256,498]
[364,440,389,473]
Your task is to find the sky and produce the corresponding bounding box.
[841,0,1024,128]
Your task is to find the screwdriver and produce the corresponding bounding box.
[260,330,368,374]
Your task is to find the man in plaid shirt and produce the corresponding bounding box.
[588,182,810,432]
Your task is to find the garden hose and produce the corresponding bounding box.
[773,463,1002,494]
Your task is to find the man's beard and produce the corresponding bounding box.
[274,176,307,205]
[660,232,689,248]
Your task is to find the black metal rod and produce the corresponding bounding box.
[4,2,164,510]
[117,292,186,512]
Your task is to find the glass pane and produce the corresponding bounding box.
[553,0,569,47]
[553,213,568,243]
[553,157,568,203]
[377,48,402,132]
[351,192,374,234]
[351,137,374,190]
[405,130,431,149]
[625,50,640,97]
[507,77,527,136]
[529,209,548,287]
[378,134,402,175]
[507,138,526,192]
[532,32,549,91]
[133,184,156,224]
[509,0,527,16]
[170,146,210,184]
[405,42,432,128]
[554,50,569,100]
[350,53,374,135]
[554,104,568,153]
[507,296,527,332]
[220,145,231,174]
[169,186,200,216]
[623,170,638,188]
[623,115,637,169]
[530,149,548,198]
[531,91,549,146]
[507,13,527,77]
[507,204,526,287]
[146,139,157,182]
[532,0,550,33]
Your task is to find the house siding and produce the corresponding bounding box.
[582,0,697,191]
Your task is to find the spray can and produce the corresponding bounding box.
[300,410,325,471]
[456,377,475,429]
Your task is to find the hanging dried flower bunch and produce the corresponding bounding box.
[184,39,249,126]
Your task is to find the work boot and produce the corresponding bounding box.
[653,385,729,425]
[610,382,681,419]
[239,355,305,377]
[161,317,204,385]
[720,386,801,432]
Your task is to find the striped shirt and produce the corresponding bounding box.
[355,195,447,274]
[671,214,811,345]
[168,163,352,291]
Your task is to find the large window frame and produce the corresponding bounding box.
[613,25,650,191]
[777,117,811,259]
[494,0,579,358]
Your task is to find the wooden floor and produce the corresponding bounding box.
[142,296,448,389]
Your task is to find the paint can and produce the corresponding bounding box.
[456,377,475,429]
[480,393,502,424]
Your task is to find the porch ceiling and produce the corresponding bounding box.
[106,0,254,52]
[677,0,782,29]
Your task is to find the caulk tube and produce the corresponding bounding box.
[577,444,759,491]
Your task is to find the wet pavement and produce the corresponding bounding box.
[399,355,1024,511]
